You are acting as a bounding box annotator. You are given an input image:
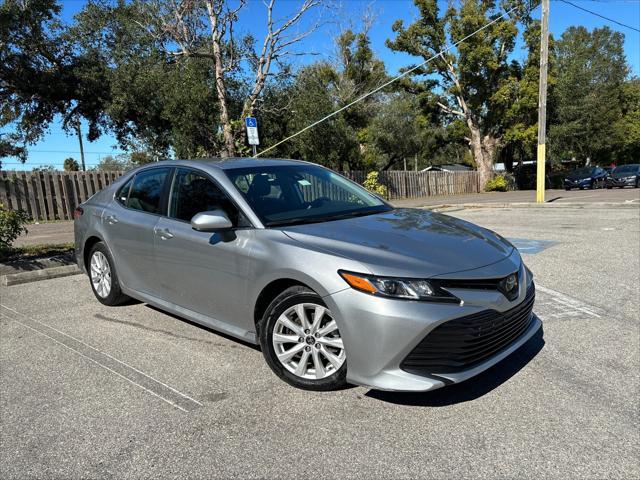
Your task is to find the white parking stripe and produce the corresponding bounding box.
[0,304,203,412]
[534,285,604,318]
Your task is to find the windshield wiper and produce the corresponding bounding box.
[327,207,391,221]
[265,208,390,228]
[265,217,328,227]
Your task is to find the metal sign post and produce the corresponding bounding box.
[245,117,259,157]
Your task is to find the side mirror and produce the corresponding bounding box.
[191,209,233,232]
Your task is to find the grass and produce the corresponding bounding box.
[0,242,75,262]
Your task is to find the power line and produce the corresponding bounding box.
[5,149,126,154]
[557,0,640,32]
[255,2,527,157]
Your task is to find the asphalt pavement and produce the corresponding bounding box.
[1,202,638,479]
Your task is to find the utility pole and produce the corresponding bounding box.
[76,121,86,171]
[536,0,550,203]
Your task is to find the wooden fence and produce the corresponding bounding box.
[343,171,482,200]
[0,171,124,221]
[0,169,481,221]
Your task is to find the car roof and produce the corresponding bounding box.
[153,157,312,170]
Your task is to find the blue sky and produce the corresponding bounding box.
[2,0,639,170]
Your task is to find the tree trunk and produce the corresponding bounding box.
[467,120,498,191]
[206,0,236,158]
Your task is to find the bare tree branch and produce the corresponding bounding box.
[436,101,464,118]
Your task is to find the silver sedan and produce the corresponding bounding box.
[74,158,540,391]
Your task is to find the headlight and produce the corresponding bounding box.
[339,271,459,302]
[582,177,592,182]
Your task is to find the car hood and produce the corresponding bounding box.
[567,172,592,180]
[280,208,514,278]
[611,171,636,178]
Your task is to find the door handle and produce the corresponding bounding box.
[154,227,174,240]
[105,215,119,225]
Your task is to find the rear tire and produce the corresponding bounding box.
[258,286,347,391]
[88,242,129,306]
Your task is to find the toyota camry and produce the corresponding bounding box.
[74,158,540,391]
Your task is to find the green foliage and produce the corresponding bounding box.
[386,0,529,177]
[32,165,56,172]
[0,0,110,161]
[63,157,80,171]
[94,155,131,172]
[0,203,29,253]
[1,0,637,182]
[129,151,155,166]
[549,26,629,165]
[363,171,388,198]
[485,175,508,192]
[613,78,640,164]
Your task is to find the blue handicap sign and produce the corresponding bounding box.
[245,117,257,128]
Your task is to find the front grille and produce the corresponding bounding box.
[401,283,536,375]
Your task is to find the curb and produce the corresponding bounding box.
[424,201,640,211]
[1,264,82,287]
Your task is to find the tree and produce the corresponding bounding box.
[495,20,555,171]
[63,157,80,171]
[363,93,425,170]
[614,78,640,164]
[0,0,111,162]
[130,151,155,166]
[269,28,388,170]
[387,0,527,187]
[32,165,57,172]
[549,26,630,165]
[132,0,323,157]
[94,155,131,172]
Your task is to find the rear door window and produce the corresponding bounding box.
[127,168,171,214]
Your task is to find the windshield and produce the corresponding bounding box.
[225,164,392,226]
[613,164,639,174]
[571,167,596,177]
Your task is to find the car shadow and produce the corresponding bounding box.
[365,322,545,407]
[144,304,261,351]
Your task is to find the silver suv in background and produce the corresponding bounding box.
[74,158,539,391]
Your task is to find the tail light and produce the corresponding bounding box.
[73,207,84,220]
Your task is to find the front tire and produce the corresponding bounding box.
[258,286,347,391]
[88,242,129,306]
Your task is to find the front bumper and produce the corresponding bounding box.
[564,179,591,188]
[606,177,636,187]
[325,259,540,392]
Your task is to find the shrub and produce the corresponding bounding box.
[485,175,509,192]
[0,203,30,253]
[363,171,388,198]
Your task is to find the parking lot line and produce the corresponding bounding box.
[0,304,203,413]
[534,285,604,318]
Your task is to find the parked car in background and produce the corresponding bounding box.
[605,164,640,189]
[563,166,608,190]
[74,158,538,392]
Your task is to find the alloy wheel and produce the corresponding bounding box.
[90,251,112,298]
[272,303,346,380]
